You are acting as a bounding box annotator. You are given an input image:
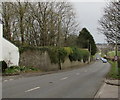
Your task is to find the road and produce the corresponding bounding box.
[2,61,110,98]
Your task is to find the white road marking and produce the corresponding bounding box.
[96,83,106,98]
[4,80,8,82]
[76,73,80,75]
[84,70,87,72]
[25,87,40,92]
[9,79,14,81]
[60,77,68,80]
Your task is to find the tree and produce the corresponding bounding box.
[65,34,78,47]
[2,2,14,41]
[2,2,79,47]
[98,1,120,44]
[77,28,97,55]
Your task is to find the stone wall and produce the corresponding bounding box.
[61,58,83,69]
[20,50,85,71]
[20,50,59,71]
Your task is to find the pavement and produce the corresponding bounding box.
[95,79,120,99]
[2,61,111,98]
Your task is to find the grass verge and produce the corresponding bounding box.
[107,61,120,80]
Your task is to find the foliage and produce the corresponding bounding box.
[4,66,40,74]
[77,28,97,55]
[69,47,81,62]
[58,48,68,63]
[20,46,90,64]
[107,51,120,57]
[98,1,120,43]
[63,47,73,56]
[19,46,49,54]
[65,34,78,47]
[2,2,79,47]
[107,61,120,79]
[69,47,89,62]
[47,47,59,64]
[80,49,89,63]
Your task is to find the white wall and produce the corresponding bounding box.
[0,15,19,67]
[0,20,2,61]
[2,38,19,67]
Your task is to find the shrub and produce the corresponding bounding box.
[69,47,82,62]
[19,46,90,64]
[5,66,20,74]
[68,48,89,63]
[47,47,59,64]
[58,48,67,63]
[80,49,89,63]
[64,47,73,56]
[4,66,40,74]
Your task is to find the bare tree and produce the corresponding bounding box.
[98,1,120,44]
[2,2,14,41]
[2,2,79,47]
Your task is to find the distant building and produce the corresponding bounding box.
[96,43,115,51]
[0,18,19,67]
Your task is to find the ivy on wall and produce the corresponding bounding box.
[19,46,90,64]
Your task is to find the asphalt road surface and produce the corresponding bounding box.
[2,61,110,98]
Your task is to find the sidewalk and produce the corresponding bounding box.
[95,79,119,98]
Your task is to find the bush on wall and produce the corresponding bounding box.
[19,46,90,64]
[80,49,89,63]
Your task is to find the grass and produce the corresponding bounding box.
[107,61,120,80]
[107,51,120,57]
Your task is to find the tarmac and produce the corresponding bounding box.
[95,79,120,99]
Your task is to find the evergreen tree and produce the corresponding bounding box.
[77,28,97,55]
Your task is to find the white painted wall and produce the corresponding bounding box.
[0,19,2,61]
[0,16,19,67]
[2,38,19,67]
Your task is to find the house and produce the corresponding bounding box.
[0,18,19,67]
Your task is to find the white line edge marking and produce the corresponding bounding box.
[76,73,80,75]
[9,79,14,81]
[25,87,40,92]
[4,80,8,82]
[84,70,87,72]
[60,77,68,80]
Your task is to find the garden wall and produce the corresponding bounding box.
[20,50,59,71]
[20,50,85,71]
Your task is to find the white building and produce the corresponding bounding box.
[0,18,19,67]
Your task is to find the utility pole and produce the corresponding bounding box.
[114,9,118,74]
[115,33,118,74]
[88,40,91,63]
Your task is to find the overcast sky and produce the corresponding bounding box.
[72,2,108,43]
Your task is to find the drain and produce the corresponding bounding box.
[49,82,53,83]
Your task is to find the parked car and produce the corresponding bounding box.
[101,57,107,63]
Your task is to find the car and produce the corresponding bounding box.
[96,58,100,60]
[101,57,107,63]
